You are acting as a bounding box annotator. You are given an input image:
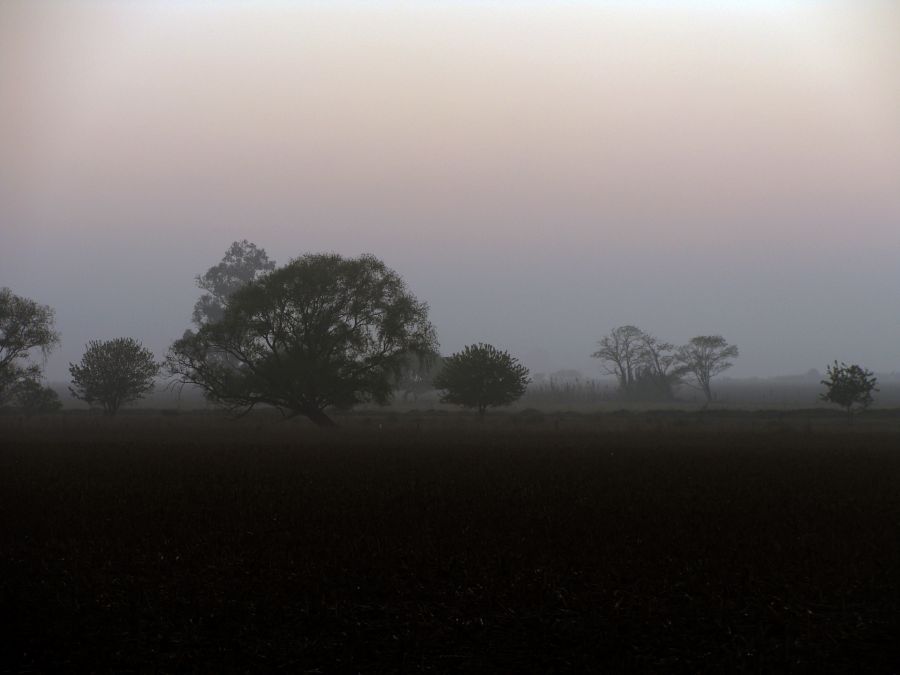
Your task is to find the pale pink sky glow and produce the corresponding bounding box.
[1,1,898,380]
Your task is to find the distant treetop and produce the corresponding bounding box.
[193,240,276,326]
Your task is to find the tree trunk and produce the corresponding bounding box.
[304,407,337,428]
[702,383,712,409]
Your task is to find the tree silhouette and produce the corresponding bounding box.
[0,288,59,405]
[592,326,680,400]
[591,325,644,394]
[820,361,877,424]
[675,335,739,406]
[434,343,530,417]
[69,338,160,415]
[169,253,436,427]
[193,240,276,326]
[633,331,681,400]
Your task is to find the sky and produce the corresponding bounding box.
[1,0,899,381]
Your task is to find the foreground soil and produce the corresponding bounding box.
[2,414,900,672]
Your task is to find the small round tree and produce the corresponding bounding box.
[820,361,878,424]
[433,343,530,417]
[69,338,160,415]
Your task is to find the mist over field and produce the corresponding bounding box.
[2,0,899,383]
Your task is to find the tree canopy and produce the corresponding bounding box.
[193,240,276,326]
[591,326,680,400]
[69,338,161,415]
[591,325,644,393]
[169,253,437,427]
[675,335,739,405]
[820,361,877,423]
[433,343,530,416]
[0,288,60,405]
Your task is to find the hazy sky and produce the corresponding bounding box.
[2,0,899,381]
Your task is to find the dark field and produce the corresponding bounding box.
[3,413,900,672]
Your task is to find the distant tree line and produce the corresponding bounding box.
[525,372,616,407]
[591,325,740,406]
[0,240,883,423]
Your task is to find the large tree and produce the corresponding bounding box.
[169,253,437,427]
[433,343,530,417]
[193,240,276,326]
[69,338,161,415]
[0,288,60,405]
[675,335,739,406]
